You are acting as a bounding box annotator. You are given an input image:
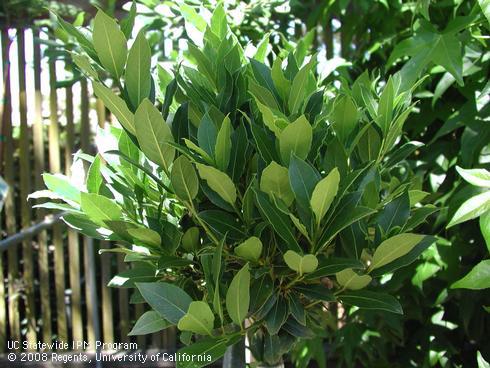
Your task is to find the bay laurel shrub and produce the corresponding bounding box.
[34,5,438,367]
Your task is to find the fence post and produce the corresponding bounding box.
[17,27,37,348]
[65,79,84,346]
[32,27,52,344]
[48,34,68,344]
[2,28,21,350]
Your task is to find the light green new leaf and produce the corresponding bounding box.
[271,57,290,101]
[127,227,161,247]
[447,191,490,228]
[225,263,250,327]
[128,311,169,336]
[80,192,122,226]
[86,155,103,193]
[125,30,151,108]
[256,100,283,137]
[451,260,490,290]
[456,166,490,188]
[171,155,199,201]
[135,99,175,170]
[137,282,192,324]
[177,301,215,335]
[284,250,318,276]
[93,10,127,79]
[336,268,372,290]
[92,81,135,135]
[376,77,394,134]
[260,161,294,206]
[42,173,81,203]
[279,115,312,165]
[215,116,232,171]
[234,237,263,261]
[330,95,359,143]
[196,164,236,205]
[210,4,227,39]
[371,233,426,270]
[311,168,340,225]
[180,4,207,32]
[72,53,98,80]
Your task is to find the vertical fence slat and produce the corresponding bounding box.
[80,79,101,351]
[48,39,67,344]
[2,28,21,349]
[0,29,8,354]
[65,81,84,346]
[32,27,52,345]
[17,28,37,348]
[117,255,129,342]
[96,99,115,344]
[135,302,145,348]
[100,244,114,343]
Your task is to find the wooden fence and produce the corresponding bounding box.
[0,27,175,353]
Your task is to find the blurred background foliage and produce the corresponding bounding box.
[2,0,488,367]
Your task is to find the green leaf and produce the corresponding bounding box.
[279,115,312,165]
[260,161,294,206]
[177,301,215,335]
[330,95,359,143]
[226,263,250,327]
[125,30,151,108]
[120,0,136,39]
[215,116,232,171]
[135,99,175,170]
[288,155,320,210]
[284,251,318,276]
[288,294,306,325]
[234,237,262,261]
[310,168,340,225]
[336,268,372,290]
[447,191,490,228]
[176,338,232,368]
[182,227,200,252]
[305,257,365,280]
[86,155,103,193]
[271,57,290,102]
[376,77,394,134]
[128,311,169,336]
[136,282,192,324]
[456,166,490,187]
[180,3,206,32]
[265,297,288,335]
[198,210,245,241]
[288,58,314,113]
[480,211,490,253]
[93,10,127,79]
[211,4,228,39]
[196,164,236,205]
[375,191,410,233]
[254,190,302,253]
[338,290,403,314]
[451,260,490,290]
[42,173,81,203]
[197,112,217,158]
[480,0,490,25]
[127,227,161,247]
[80,192,122,226]
[171,155,199,201]
[92,81,135,135]
[72,53,98,80]
[371,233,426,270]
